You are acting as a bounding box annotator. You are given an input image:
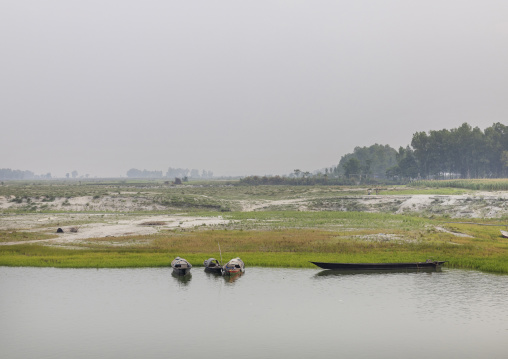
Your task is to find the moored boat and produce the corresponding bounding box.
[171,257,192,275]
[203,258,223,274]
[222,257,245,276]
[310,260,447,271]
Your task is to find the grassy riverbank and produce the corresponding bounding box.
[1,220,507,273]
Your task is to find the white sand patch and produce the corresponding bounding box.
[52,222,157,241]
[4,191,508,217]
[0,214,232,245]
[0,196,10,209]
[238,200,270,211]
[0,195,19,209]
[68,196,91,205]
[37,216,61,222]
[435,226,473,238]
[238,198,308,211]
[395,195,435,213]
[476,191,508,198]
[0,195,168,212]
[439,194,468,206]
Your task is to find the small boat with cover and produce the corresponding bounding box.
[203,258,223,274]
[222,257,245,276]
[310,259,446,271]
[171,257,192,275]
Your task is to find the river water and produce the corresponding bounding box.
[1,266,507,359]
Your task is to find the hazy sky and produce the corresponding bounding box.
[1,1,507,177]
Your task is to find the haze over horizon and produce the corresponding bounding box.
[1,1,507,178]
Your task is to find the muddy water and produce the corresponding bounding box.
[1,267,507,359]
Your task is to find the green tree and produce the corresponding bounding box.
[387,146,419,179]
[343,158,361,178]
[336,144,396,178]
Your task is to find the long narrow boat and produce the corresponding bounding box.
[310,260,446,270]
[171,257,192,275]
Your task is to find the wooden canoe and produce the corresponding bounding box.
[310,260,447,270]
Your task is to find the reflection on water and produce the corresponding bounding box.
[315,267,442,277]
[203,268,244,284]
[1,267,507,359]
[224,271,243,283]
[171,272,192,285]
[204,270,223,281]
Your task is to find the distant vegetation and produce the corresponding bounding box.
[332,144,397,179]
[3,122,508,184]
[0,168,51,180]
[241,122,508,186]
[126,167,213,179]
[298,122,508,185]
[240,175,364,186]
[126,169,164,178]
[240,144,398,186]
[409,179,508,191]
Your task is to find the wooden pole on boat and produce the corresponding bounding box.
[218,242,223,265]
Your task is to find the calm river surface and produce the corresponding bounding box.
[1,266,507,359]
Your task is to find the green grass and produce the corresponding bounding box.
[1,245,505,273]
[222,211,429,231]
[0,245,171,268]
[0,231,57,243]
[1,221,507,273]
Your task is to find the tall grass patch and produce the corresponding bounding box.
[409,179,508,191]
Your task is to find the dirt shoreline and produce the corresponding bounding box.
[0,213,230,246]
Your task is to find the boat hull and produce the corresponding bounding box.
[204,266,223,274]
[172,267,191,276]
[315,268,442,276]
[222,268,243,276]
[310,261,446,270]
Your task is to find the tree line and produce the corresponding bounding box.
[240,175,356,186]
[250,122,508,186]
[388,122,508,180]
[330,144,397,179]
[319,122,508,182]
[0,168,52,180]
